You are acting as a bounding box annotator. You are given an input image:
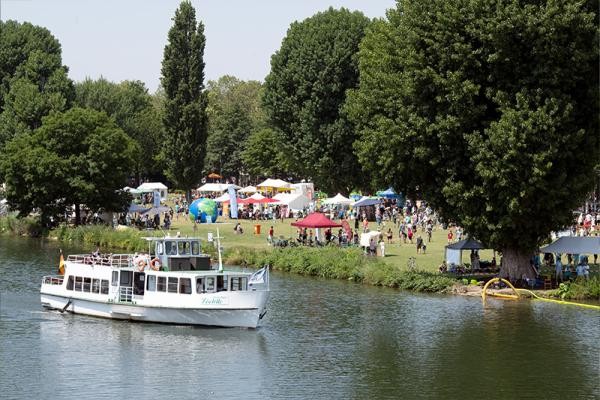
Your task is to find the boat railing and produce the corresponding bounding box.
[67,254,131,267]
[119,287,133,303]
[42,275,64,286]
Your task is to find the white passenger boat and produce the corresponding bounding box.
[40,233,270,328]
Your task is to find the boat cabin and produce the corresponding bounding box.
[147,237,212,271]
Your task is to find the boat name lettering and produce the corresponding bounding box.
[201,297,228,305]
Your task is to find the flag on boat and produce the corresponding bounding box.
[58,251,65,275]
[249,266,268,285]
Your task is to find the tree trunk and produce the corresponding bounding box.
[186,189,192,204]
[74,204,81,226]
[499,247,534,281]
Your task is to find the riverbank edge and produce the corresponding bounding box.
[3,222,598,300]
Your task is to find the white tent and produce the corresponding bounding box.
[360,231,381,247]
[273,193,310,211]
[256,178,291,191]
[214,193,231,202]
[197,183,241,192]
[136,182,168,201]
[239,185,257,194]
[322,193,353,205]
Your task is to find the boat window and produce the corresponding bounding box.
[156,242,164,255]
[230,277,246,291]
[216,275,227,292]
[83,277,91,292]
[146,275,156,291]
[178,241,190,255]
[191,241,200,255]
[179,278,191,294]
[75,276,82,291]
[166,241,177,255]
[205,277,215,293]
[168,277,178,293]
[195,277,204,293]
[92,279,100,294]
[157,276,167,292]
[111,271,118,286]
[101,280,109,294]
[66,276,74,290]
[120,271,132,286]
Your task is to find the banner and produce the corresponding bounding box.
[228,185,238,219]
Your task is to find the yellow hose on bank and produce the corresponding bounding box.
[516,288,600,310]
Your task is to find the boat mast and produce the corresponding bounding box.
[216,227,223,272]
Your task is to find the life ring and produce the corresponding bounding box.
[150,258,161,271]
[137,259,146,271]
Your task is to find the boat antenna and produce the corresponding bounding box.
[215,227,224,272]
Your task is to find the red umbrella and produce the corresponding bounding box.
[291,212,342,228]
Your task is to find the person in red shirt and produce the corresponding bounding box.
[447,230,454,243]
[268,226,274,244]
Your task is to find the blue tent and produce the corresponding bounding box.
[353,197,382,207]
[127,203,148,214]
[377,187,397,197]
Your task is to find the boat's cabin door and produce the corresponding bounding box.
[133,272,145,296]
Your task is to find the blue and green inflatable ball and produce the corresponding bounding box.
[189,198,218,223]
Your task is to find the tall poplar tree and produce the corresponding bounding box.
[161,1,208,201]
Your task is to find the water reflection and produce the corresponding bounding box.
[1,237,598,399]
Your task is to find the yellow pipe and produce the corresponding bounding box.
[482,278,520,303]
[517,288,600,310]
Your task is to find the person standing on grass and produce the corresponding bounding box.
[416,235,423,254]
[386,228,393,243]
[555,254,563,282]
[447,229,453,243]
[268,226,274,245]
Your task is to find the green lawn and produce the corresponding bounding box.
[162,214,495,273]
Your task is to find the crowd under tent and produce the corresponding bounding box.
[322,193,353,205]
[136,182,168,202]
[540,236,600,255]
[197,183,241,192]
[445,238,486,266]
[273,193,310,211]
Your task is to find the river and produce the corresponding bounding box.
[0,237,598,399]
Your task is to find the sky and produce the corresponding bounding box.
[2,0,396,92]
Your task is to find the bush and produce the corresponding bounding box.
[224,246,457,293]
[0,215,44,237]
[52,225,147,251]
[550,277,600,300]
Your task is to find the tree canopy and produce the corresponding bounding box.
[161,1,208,200]
[347,0,599,278]
[204,76,265,181]
[263,7,371,193]
[0,20,74,149]
[0,107,136,225]
[75,78,164,181]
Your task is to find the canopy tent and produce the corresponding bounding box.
[273,193,310,211]
[239,185,257,194]
[123,186,143,195]
[197,183,241,192]
[349,191,362,201]
[214,193,231,202]
[136,182,168,202]
[291,212,342,228]
[445,237,486,266]
[352,196,383,207]
[376,187,398,198]
[540,236,600,255]
[322,193,353,205]
[360,230,381,247]
[256,178,292,193]
[244,193,279,204]
[140,205,170,217]
[127,203,148,214]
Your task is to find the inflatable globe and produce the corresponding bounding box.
[189,198,218,223]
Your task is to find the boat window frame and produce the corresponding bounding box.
[191,241,200,255]
[179,278,192,294]
[83,277,91,292]
[157,276,167,292]
[178,241,190,255]
[92,278,100,294]
[195,277,204,294]
[75,276,83,291]
[167,277,178,293]
[146,275,156,292]
[66,276,74,291]
[100,279,109,294]
[111,271,119,286]
[166,241,177,256]
[156,241,164,255]
[205,277,215,293]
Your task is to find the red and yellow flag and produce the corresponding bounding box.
[58,252,65,275]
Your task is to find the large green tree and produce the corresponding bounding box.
[263,8,371,193]
[161,1,208,200]
[0,20,74,149]
[0,107,136,225]
[347,0,599,279]
[204,76,265,181]
[75,78,164,181]
[241,128,288,179]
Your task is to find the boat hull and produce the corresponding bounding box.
[40,293,267,328]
